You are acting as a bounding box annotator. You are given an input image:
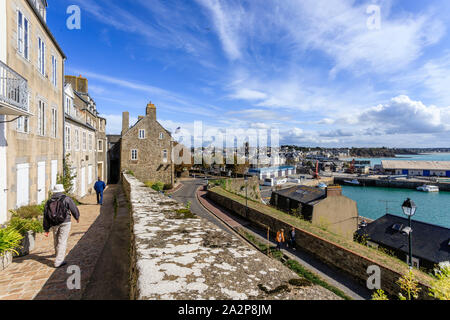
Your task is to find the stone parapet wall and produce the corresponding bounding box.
[207,189,432,299]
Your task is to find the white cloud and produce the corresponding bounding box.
[359,95,450,134]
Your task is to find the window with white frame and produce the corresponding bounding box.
[51,55,57,87]
[162,149,168,163]
[65,96,71,115]
[37,100,45,136]
[38,37,45,76]
[65,125,71,151]
[98,140,103,152]
[139,129,146,139]
[17,10,29,60]
[159,132,164,140]
[51,108,57,138]
[75,129,80,151]
[131,149,138,160]
[82,131,87,151]
[16,116,29,133]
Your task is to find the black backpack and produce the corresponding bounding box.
[45,195,68,225]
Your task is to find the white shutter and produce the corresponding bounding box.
[16,163,30,207]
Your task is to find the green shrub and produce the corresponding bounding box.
[0,227,23,257]
[163,184,173,191]
[429,264,450,300]
[12,204,44,219]
[144,181,165,192]
[8,215,44,235]
[126,170,135,176]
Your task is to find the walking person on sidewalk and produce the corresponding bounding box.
[43,184,80,268]
[94,177,106,205]
[276,229,285,251]
[288,227,296,251]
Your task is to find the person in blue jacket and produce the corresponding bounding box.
[94,177,106,205]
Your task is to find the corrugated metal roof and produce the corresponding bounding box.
[381,160,450,171]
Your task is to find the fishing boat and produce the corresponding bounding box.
[417,185,439,192]
[344,179,360,185]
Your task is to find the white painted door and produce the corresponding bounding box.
[80,166,86,197]
[0,116,6,224]
[16,163,30,208]
[88,165,93,184]
[37,161,46,204]
[51,160,57,189]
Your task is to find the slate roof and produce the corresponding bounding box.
[273,186,326,204]
[356,214,450,264]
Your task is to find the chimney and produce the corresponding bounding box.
[326,185,342,197]
[146,102,156,121]
[122,112,129,135]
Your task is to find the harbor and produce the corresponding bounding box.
[342,185,450,229]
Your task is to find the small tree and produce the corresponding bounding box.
[397,270,421,300]
[429,264,450,300]
[57,154,77,195]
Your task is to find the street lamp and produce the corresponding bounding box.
[401,198,417,269]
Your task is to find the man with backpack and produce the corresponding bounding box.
[43,184,80,268]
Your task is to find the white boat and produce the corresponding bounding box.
[344,179,360,185]
[417,185,439,192]
[318,183,327,189]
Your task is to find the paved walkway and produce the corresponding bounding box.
[0,186,118,300]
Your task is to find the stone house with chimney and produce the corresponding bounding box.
[120,102,174,186]
[270,185,358,239]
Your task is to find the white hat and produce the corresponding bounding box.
[52,184,65,193]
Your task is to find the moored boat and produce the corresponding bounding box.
[417,185,439,192]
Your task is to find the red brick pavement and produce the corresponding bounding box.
[0,186,117,300]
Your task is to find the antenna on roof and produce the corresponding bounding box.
[378,200,397,215]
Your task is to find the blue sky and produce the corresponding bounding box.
[47,0,450,147]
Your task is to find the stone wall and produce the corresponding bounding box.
[122,173,341,300]
[215,176,261,201]
[207,189,432,299]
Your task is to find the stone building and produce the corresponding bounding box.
[64,75,103,198]
[106,134,121,184]
[120,102,174,186]
[270,185,358,239]
[97,116,107,182]
[0,0,65,224]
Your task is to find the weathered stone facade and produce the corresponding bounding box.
[120,103,174,186]
[1,0,65,223]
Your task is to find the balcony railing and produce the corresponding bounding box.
[0,60,29,114]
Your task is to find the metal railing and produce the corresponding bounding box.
[0,60,29,112]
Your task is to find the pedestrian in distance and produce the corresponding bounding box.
[276,229,285,251]
[43,184,80,268]
[94,177,106,205]
[289,227,296,251]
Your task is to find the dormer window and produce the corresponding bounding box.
[32,0,47,21]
